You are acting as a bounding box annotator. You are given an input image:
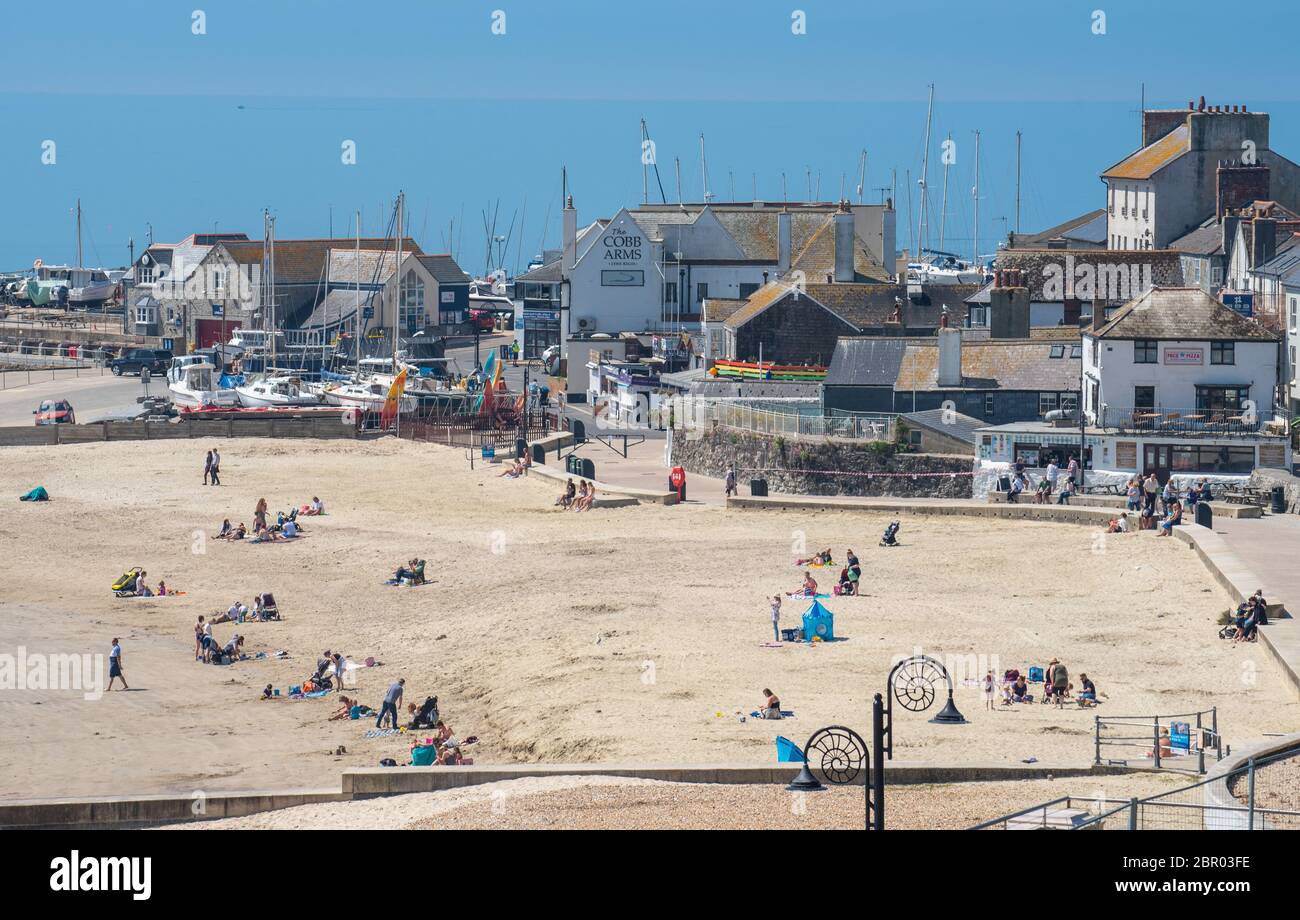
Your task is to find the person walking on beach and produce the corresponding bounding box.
[203,449,214,486]
[725,466,737,498]
[770,595,782,642]
[377,678,404,728]
[982,670,996,711]
[107,638,127,691]
[210,447,221,486]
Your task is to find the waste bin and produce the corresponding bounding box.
[1195,501,1213,529]
[571,419,586,443]
[997,475,1012,493]
[750,478,769,497]
[531,444,546,466]
[515,438,527,459]
[578,458,595,480]
[1272,485,1287,514]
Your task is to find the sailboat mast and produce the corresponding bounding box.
[1015,130,1022,235]
[918,83,934,256]
[76,199,83,268]
[355,210,361,375]
[393,192,403,366]
[939,132,950,252]
[973,130,981,268]
[699,134,711,202]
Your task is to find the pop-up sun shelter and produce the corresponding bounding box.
[801,599,835,641]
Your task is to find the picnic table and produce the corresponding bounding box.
[1083,483,1123,495]
[1222,485,1269,506]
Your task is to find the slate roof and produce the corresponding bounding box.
[220,238,421,284]
[900,408,987,445]
[992,249,1184,300]
[1011,209,1107,249]
[788,216,891,282]
[721,281,800,330]
[702,297,747,323]
[1092,286,1279,341]
[895,339,1081,391]
[1102,124,1189,180]
[299,288,381,328]
[805,282,977,328]
[1168,217,1226,256]
[415,253,472,285]
[823,337,909,387]
[327,249,401,286]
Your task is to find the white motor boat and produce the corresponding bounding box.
[235,375,323,408]
[168,362,240,409]
[320,377,416,413]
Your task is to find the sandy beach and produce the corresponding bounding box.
[1,437,1295,816]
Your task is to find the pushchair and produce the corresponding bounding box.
[408,695,439,730]
[254,592,281,621]
[112,567,144,597]
[879,521,900,547]
[304,664,334,692]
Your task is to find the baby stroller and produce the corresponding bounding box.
[879,521,900,547]
[112,567,144,597]
[304,664,334,692]
[254,592,281,621]
[408,695,439,730]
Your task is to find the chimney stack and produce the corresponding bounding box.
[1090,297,1107,331]
[562,194,577,278]
[989,267,1030,339]
[937,326,962,387]
[777,211,792,274]
[833,199,854,283]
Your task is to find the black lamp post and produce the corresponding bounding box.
[882,654,966,760]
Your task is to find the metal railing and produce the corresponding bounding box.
[691,397,897,443]
[1101,406,1285,437]
[1095,708,1222,775]
[971,742,1300,830]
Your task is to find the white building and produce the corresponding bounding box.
[514,196,897,398]
[1101,102,1300,252]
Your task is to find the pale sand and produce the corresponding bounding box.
[1,437,1295,806]
[157,773,1189,830]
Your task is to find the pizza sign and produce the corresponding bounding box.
[1163,347,1203,365]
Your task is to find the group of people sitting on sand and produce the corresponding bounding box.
[194,617,245,665]
[214,497,316,544]
[991,660,1099,709]
[498,455,532,479]
[555,478,596,511]
[1225,590,1269,643]
[789,547,864,596]
[128,569,174,597]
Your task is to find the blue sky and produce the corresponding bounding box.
[4,0,1300,271]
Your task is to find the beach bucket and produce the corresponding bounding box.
[775,736,805,763]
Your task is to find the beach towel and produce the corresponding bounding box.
[305,689,331,698]
[19,486,49,502]
[364,728,402,739]
[750,710,796,718]
[786,592,830,599]
[410,745,438,767]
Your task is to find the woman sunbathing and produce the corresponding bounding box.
[329,695,357,720]
[214,519,233,539]
[498,459,525,478]
[251,526,279,543]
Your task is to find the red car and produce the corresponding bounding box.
[33,399,76,426]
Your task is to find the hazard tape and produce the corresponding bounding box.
[739,468,973,478]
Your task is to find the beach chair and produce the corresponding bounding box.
[1027,666,1044,682]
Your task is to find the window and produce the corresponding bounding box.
[1133,339,1158,363]
[1170,445,1255,475]
[1211,267,1222,285]
[696,283,708,304]
[399,271,425,331]
[1070,344,1082,359]
[211,270,224,293]
[1060,393,1078,414]
[663,281,678,306]
[1049,344,1065,358]
[984,394,995,417]
[135,305,153,325]
[1134,385,1155,410]
[1195,385,1248,413]
[1211,341,1235,365]
[738,283,760,299]
[1038,392,1059,416]
[138,265,155,284]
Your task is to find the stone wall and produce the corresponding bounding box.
[670,426,972,498]
[1249,467,1300,512]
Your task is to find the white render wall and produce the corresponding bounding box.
[1083,333,1280,414]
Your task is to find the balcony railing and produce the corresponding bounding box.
[1101,406,1286,437]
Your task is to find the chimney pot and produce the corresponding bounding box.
[1198,95,1206,111]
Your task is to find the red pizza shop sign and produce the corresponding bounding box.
[1163,347,1204,365]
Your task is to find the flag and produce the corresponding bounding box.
[380,368,407,429]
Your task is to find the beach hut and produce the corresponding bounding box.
[801,599,835,642]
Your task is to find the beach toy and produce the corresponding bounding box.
[801,600,834,642]
[775,736,805,763]
[273,688,280,697]
[290,685,301,695]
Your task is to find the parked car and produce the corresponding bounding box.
[110,348,172,377]
[33,399,75,426]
